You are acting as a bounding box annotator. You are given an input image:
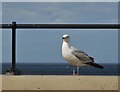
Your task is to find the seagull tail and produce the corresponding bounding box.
[86,62,104,69]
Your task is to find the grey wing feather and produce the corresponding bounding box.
[71,47,94,63]
[71,47,104,68]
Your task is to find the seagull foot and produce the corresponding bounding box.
[72,74,79,76]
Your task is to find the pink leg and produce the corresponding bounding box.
[77,66,79,75]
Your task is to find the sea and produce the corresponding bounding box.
[2,63,120,75]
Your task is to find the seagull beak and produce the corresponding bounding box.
[62,37,65,39]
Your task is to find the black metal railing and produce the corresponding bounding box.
[1,23,119,29]
[0,21,119,75]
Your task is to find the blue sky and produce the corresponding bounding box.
[1,0,120,2]
[2,2,118,64]
[0,2,2,66]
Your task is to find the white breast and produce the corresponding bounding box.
[62,42,87,66]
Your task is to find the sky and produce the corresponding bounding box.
[0,2,2,65]
[1,0,120,2]
[2,2,118,64]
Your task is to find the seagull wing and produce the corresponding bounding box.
[71,46,104,69]
[71,47,94,63]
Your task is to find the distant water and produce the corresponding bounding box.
[2,63,120,75]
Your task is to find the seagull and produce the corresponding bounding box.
[62,34,104,75]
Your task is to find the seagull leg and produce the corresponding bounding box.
[77,66,79,75]
[73,66,75,75]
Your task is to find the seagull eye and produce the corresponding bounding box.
[66,36,69,38]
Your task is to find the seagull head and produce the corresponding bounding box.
[62,34,70,43]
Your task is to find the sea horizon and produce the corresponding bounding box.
[1,63,119,75]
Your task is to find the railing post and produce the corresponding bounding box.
[12,21,16,71]
[6,22,21,75]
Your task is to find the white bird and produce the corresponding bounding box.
[62,34,104,75]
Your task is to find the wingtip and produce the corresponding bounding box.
[95,63,104,69]
[86,62,104,69]
[99,65,104,69]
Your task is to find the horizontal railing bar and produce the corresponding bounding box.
[0,24,119,29]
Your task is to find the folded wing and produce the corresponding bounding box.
[71,47,104,69]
